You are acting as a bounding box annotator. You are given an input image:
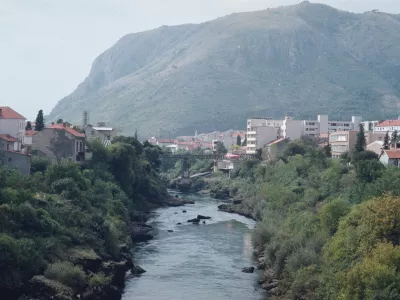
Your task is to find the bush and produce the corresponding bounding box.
[44,261,85,290]
[88,272,111,287]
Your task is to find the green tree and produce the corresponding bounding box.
[242,137,247,146]
[236,135,242,146]
[391,130,398,148]
[56,118,64,124]
[34,110,45,131]
[134,129,138,140]
[215,141,227,155]
[25,121,32,131]
[355,124,366,153]
[323,144,332,157]
[384,131,390,150]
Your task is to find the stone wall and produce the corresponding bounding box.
[1,151,31,174]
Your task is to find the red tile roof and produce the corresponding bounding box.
[48,124,85,138]
[0,107,26,119]
[376,120,400,127]
[157,139,177,144]
[267,137,286,146]
[384,150,400,159]
[0,134,17,142]
[25,130,38,137]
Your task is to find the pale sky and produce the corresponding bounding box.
[1,0,399,120]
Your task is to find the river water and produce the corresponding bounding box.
[122,193,265,300]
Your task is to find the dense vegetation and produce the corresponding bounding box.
[207,136,400,299]
[49,2,400,136]
[0,137,166,299]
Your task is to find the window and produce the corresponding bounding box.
[6,144,9,150]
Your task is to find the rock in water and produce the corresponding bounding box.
[187,218,200,223]
[131,265,147,275]
[177,222,182,225]
[242,267,255,273]
[182,210,187,213]
[197,215,212,220]
[167,230,174,232]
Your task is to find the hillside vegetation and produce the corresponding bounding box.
[204,136,400,299]
[49,2,400,136]
[0,137,167,300]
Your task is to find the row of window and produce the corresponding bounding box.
[329,123,350,127]
[331,145,347,152]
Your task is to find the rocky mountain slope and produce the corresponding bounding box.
[49,2,400,136]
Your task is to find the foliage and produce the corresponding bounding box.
[236,135,242,146]
[215,141,227,155]
[44,262,85,290]
[384,131,390,150]
[34,110,44,131]
[25,121,32,131]
[204,136,400,299]
[355,124,366,153]
[0,135,167,297]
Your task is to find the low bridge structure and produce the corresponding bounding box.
[161,153,256,178]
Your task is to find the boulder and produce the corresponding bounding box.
[182,210,187,213]
[187,218,200,223]
[131,265,147,275]
[232,199,243,205]
[177,222,182,225]
[241,267,255,273]
[130,223,154,243]
[202,221,206,224]
[197,215,212,220]
[167,230,174,232]
[218,204,229,211]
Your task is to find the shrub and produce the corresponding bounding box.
[44,261,85,290]
[88,272,111,287]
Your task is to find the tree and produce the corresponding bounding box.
[34,110,44,131]
[134,129,138,140]
[25,121,32,131]
[215,141,227,155]
[392,130,398,149]
[323,143,332,157]
[236,135,242,146]
[242,137,247,146]
[56,118,64,124]
[355,124,366,153]
[384,131,390,150]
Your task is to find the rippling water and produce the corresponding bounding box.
[122,193,264,300]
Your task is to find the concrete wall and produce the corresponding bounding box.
[318,115,329,133]
[283,119,304,140]
[1,151,31,174]
[32,129,85,163]
[0,118,25,151]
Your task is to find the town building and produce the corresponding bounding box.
[246,117,280,154]
[23,130,38,153]
[32,123,86,163]
[362,120,381,132]
[367,140,384,156]
[0,106,26,151]
[84,122,116,147]
[374,120,400,134]
[329,131,358,159]
[0,134,17,151]
[380,150,400,167]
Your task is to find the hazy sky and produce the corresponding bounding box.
[1,0,400,120]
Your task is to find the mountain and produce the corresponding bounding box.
[49,1,400,137]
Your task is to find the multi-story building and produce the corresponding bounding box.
[362,120,381,132]
[329,131,358,159]
[374,120,400,134]
[0,106,26,151]
[246,117,280,154]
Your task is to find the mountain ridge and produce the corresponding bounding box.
[49,1,400,136]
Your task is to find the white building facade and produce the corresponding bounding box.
[373,120,400,134]
[0,107,26,151]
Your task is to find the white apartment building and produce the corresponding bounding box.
[246,115,362,154]
[0,106,26,151]
[246,117,280,154]
[374,120,400,134]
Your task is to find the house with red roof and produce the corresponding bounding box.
[32,123,86,163]
[374,120,400,134]
[380,150,400,167]
[0,106,26,151]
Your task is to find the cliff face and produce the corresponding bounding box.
[49,2,400,136]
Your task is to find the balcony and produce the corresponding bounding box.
[247,131,256,135]
[247,144,256,148]
[247,137,256,141]
[246,149,256,154]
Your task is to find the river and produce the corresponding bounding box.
[122,193,265,300]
